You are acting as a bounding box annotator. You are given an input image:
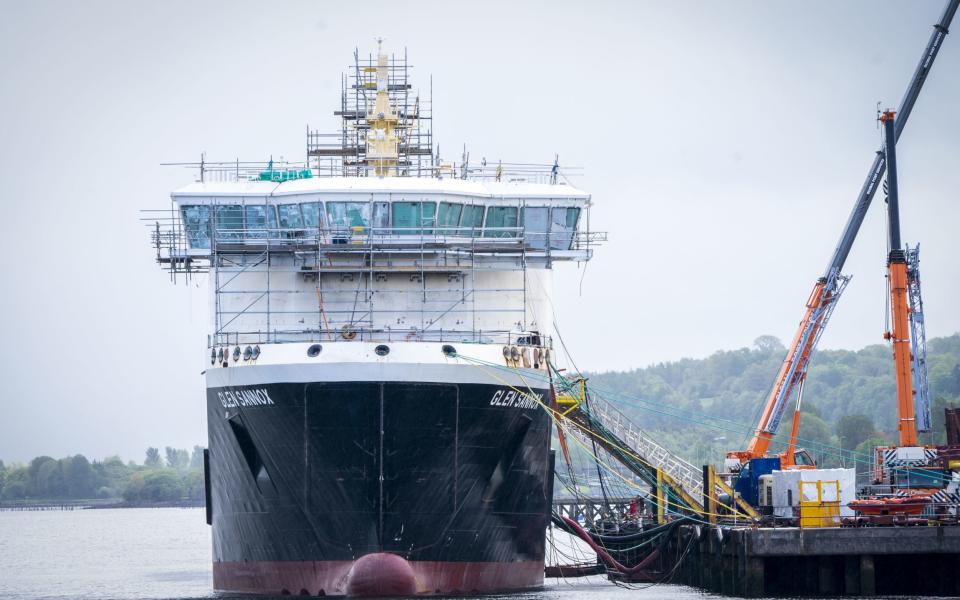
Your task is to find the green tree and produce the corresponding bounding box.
[93,456,132,498]
[165,447,189,471]
[141,471,184,501]
[792,413,838,465]
[753,335,785,354]
[63,455,96,498]
[144,447,161,467]
[36,460,65,497]
[123,472,146,502]
[2,465,28,500]
[185,470,205,501]
[855,435,891,457]
[836,414,875,450]
[586,332,960,467]
[27,456,56,495]
[2,480,26,500]
[189,446,205,470]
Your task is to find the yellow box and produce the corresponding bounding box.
[799,480,841,528]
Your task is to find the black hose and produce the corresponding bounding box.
[551,511,692,544]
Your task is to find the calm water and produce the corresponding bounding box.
[0,507,897,600]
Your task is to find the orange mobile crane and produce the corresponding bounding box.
[868,109,939,495]
[880,110,920,449]
[726,0,957,475]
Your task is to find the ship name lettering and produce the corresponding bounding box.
[218,388,275,408]
[489,389,542,409]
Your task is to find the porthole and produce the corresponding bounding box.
[441,344,456,357]
[252,345,261,359]
[375,344,390,356]
[232,346,241,362]
[243,346,253,361]
[307,344,322,358]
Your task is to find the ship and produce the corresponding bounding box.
[148,42,602,597]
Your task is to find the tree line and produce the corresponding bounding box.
[586,333,960,469]
[0,446,206,504]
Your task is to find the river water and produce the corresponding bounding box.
[0,507,819,600]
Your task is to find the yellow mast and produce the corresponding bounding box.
[365,39,400,177]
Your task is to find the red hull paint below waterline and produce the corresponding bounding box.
[213,558,545,597]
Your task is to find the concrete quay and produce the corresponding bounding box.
[670,524,960,596]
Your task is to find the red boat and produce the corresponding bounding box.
[848,496,930,516]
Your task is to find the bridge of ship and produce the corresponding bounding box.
[147,176,606,347]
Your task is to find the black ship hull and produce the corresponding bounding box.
[206,369,553,596]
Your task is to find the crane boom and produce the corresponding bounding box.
[880,110,918,447]
[824,0,958,277]
[731,0,958,464]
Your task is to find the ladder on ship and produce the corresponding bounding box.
[553,374,758,522]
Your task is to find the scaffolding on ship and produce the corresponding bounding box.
[307,45,432,178]
[145,209,603,348]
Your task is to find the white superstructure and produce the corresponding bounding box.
[149,44,604,368]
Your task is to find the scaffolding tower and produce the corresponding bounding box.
[307,45,433,177]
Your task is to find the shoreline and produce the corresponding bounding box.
[0,499,204,511]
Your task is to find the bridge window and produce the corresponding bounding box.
[522,207,549,250]
[484,206,518,237]
[181,205,211,249]
[215,205,244,240]
[392,201,436,234]
[245,205,277,239]
[436,202,462,235]
[550,207,580,250]
[277,204,303,230]
[327,202,370,230]
[373,202,389,230]
[300,202,326,229]
[460,205,485,235]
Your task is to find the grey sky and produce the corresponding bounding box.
[1,0,957,464]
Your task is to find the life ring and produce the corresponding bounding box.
[341,326,358,340]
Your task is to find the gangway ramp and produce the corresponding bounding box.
[554,377,758,522]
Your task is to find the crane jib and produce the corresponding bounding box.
[824,0,957,278]
[763,274,851,435]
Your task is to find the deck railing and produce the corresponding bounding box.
[161,159,583,185]
[208,328,552,349]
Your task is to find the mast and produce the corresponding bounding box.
[366,39,401,177]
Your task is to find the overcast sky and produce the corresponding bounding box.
[1,0,957,464]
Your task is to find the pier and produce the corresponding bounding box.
[668,524,960,596]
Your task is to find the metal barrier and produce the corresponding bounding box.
[208,328,553,348]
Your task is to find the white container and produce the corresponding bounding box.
[770,468,856,519]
